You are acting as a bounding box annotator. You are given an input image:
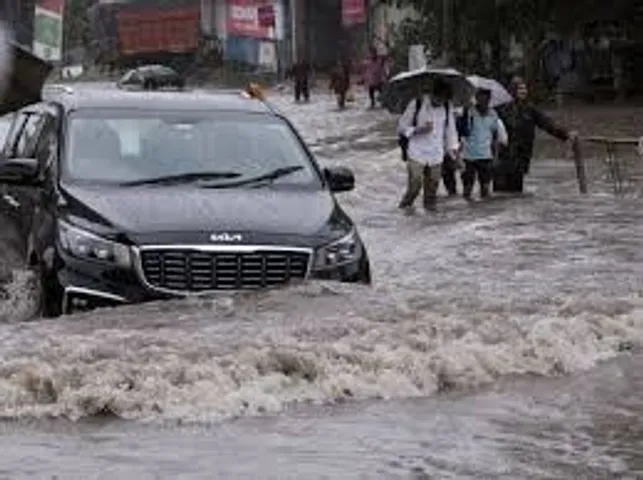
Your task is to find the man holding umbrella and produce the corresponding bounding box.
[397,78,458,211]
[494,76,578,194]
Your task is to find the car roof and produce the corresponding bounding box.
[41,84,275,114]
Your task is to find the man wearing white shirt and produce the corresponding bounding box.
[397,79,459,210]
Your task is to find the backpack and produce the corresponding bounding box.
[398,98,450,162]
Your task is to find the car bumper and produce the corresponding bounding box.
[55,249,170,314]
[56,249,371,315]
[310,256,371,284]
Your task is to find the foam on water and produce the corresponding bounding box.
[0,282,640,423]
[0,89,641,425]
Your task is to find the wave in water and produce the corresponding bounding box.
[0,282,639,423]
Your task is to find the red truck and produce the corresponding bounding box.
[89,0,208,71]
[118,4,200,56]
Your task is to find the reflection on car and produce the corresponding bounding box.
[0,84,371,316]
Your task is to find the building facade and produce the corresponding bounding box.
[0,0,36,49]
[206,0,369,71]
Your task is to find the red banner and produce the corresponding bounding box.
[258,4,275,28]
[227,0,273,38]
[38,0,64,14]
[342,0,365,27]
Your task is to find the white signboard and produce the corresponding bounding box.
[258,41,277,71]
[408,44,426,71]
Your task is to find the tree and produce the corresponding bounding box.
[381,0,602,83]
[63,0,89,54]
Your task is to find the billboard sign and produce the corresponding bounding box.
[33,0,65,62]
[342,0,365,27]
[258,4,275,28]
[227,0,274,39]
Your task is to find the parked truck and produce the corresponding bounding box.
[88,0,220,73]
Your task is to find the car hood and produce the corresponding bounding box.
[60,184,349,241]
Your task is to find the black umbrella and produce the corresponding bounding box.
[0,42,53,116]
[381,66,475,114]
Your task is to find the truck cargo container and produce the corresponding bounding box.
[89,0,204,71]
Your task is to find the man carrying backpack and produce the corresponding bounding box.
[459,87,508,200]
[397,79,459,211]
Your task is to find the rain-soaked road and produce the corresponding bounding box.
[1,87,643,478]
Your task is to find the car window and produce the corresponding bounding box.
[63,110,320,187]
[33,114,58,171]
[3,112,28,157]
[14,113,46,158]
[0,113,15,148]
[120,70,146,87]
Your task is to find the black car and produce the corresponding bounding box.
[0,85,371,316]
[117,64,185,90]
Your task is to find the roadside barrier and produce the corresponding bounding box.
[573,136,643,195]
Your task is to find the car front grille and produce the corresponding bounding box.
[137,247,311,293]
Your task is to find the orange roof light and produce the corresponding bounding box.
[244,82,266,101]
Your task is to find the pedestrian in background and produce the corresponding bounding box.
[287,58,312,103]
[364,46,385,108]
[330,58,351,109]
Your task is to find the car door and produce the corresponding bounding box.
[0,111,32,258]
[26,108,60,267]
[1,107,49,257]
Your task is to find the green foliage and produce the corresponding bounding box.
[380,0,597,82]
[387,14,439,73]
[64,0,89,51]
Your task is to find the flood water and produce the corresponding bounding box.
[0,87,643,478]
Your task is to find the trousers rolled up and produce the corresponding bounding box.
[399,158,441,208]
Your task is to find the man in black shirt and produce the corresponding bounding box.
[494,76,577,193]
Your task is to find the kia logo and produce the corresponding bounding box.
[209,232,243,242]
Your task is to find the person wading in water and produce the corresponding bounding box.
[397,79,458,212]
[288,58,312,103]
[494,76,577,194]
[329,58,351,110]
[364,46,385,109]
[459,87,507,200]
[440,83,460,196]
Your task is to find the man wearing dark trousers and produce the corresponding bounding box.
[459,88,504,200]
[288,59,311,103]
[440,84,459,196]
[494,76,577,193]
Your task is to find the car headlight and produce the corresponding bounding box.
[57,221,131,268]
[313,229,360,270]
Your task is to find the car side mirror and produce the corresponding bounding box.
[324,166,354,193]
[0,157,40,185]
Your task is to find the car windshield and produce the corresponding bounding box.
[63,110,320,187]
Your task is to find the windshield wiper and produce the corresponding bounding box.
[201,166,304,189]
[120,171,242,186]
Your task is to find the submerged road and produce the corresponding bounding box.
[0,89,642,478]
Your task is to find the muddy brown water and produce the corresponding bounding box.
[0,88,642,478]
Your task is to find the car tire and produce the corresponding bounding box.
[38,265,63,318]
[358,255,372,285]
